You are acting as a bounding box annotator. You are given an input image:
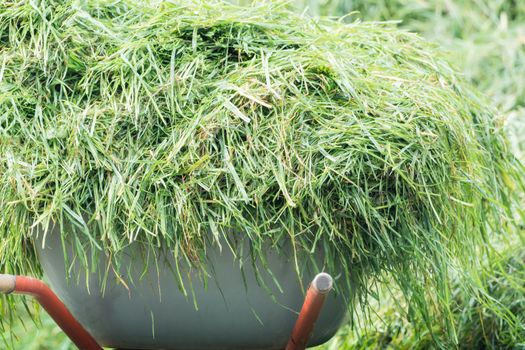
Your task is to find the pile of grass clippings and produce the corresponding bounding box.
[0,0,523,341]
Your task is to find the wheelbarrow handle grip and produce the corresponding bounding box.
[0,274,102,350]
[286,273,334,350]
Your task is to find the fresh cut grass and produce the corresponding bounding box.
[0,0,523,346]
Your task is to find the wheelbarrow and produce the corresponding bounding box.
[0,227,347,350]
[0,272,335,350]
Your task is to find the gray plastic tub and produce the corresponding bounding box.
[36,228,348,350]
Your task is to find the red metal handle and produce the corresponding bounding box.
[0,274,102,350]
[286,273,333,350]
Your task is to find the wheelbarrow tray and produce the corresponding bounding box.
[34,227,347,349]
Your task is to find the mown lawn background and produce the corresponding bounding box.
[3,0,524,349]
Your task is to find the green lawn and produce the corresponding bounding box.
[1,303,71,350]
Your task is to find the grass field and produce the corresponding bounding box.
[1,303,70,350]
[2,1,524,349]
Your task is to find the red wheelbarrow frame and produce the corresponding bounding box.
[0,272,333,350]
